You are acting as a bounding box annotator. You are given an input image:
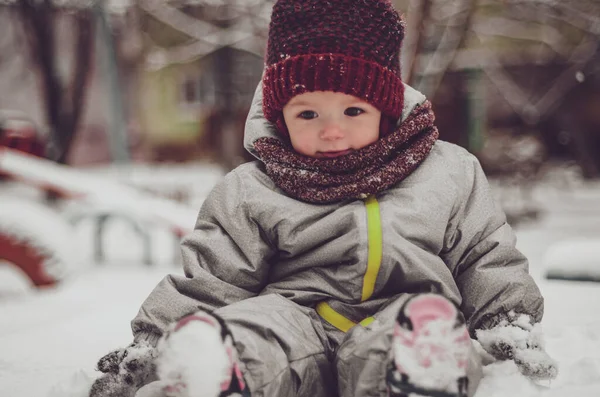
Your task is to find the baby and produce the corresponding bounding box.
[90,1,558,397]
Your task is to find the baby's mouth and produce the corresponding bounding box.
[318,149,352,158]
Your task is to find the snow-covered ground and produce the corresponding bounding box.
[1,164,600,397]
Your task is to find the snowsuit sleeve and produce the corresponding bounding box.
[131,169,275,344]
[440,150,544,336]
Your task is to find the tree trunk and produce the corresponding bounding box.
[17,0,95,164]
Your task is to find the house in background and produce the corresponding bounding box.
[137,48,263,163]
[133,0,268,167]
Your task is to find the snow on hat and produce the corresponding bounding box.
[262,0,405,137]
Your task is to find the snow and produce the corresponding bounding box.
[1,164,600,397]
[476,313,558,381]
[0,149,210,234]
[544,239,600,282]
[0,266,169,395]
[476,314,535,351]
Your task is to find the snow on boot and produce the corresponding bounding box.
[156,310,249,397]
[387,294,470,397]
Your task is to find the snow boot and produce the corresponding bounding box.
[387,293,470,397]
[156,310,249,397]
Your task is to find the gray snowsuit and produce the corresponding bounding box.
[131,83,544,397]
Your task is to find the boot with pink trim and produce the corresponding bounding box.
[387,294,471,397]
[155,310,249,397]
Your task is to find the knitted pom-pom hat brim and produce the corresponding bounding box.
[262,0,406,137]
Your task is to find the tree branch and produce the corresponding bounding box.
[502,0,600,36]
[139,0,255,48]
[471,16,571,58]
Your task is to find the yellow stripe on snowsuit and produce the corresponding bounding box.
[316,195,382,332]
[316,302,357,332]
[361,195,382,302]
[316,302,375,332]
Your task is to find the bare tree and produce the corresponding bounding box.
[141,0,271,69]
[16,0,95,164]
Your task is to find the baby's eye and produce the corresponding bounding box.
[298,111,318,120]
[345,107,365,117]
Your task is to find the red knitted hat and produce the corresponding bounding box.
[262,0,405,137]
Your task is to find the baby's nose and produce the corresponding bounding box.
[320,123,344,140]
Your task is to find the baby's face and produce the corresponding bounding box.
[282,91,381,158]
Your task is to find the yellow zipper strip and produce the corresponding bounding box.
[316,302,357,332]
[361,195,382,301]
[316,301,376,332]
[359,317,375,327]
[316,195,383,332]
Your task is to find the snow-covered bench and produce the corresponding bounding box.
[0,147,198,286]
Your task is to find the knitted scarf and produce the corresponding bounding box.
[253,101,439,204]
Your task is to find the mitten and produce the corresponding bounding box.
[89,340,158,397]
[476,311,558,380]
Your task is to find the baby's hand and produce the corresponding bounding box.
[90,340,158,397]
[476,312,558,380]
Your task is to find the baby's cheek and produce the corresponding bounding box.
[290,140,314,157]
[353,132,378,149]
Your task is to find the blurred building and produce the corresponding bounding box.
[394,0,600,179]
[131,0,270,168]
